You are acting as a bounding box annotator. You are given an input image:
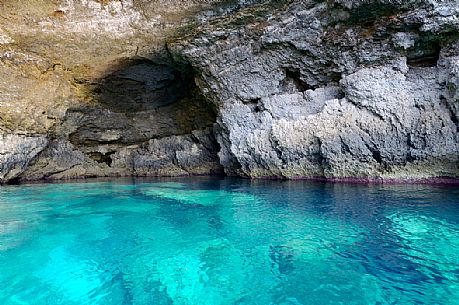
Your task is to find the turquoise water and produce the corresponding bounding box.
[0,178,458,305]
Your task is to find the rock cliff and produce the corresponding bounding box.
[0,0,458,183]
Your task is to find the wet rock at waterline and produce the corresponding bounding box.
[0,0,458,182]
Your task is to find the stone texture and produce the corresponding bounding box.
[0,0,233,182]
[0,0,458,182]
[121,128,223,177]
[171,0,459,180]
[444,57,459,124]
[0,134,48,183]
[23,128,222,180]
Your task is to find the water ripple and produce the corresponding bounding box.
[0,178,457,304]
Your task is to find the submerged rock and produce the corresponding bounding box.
[0,0,458,182]
[387,212,459,301]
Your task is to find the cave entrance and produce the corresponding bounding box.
[66,55,219,169]
[94,57,195,112]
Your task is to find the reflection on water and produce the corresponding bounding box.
[0,178,458,305]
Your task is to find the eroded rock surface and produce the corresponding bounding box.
[0,134,48,183]
[0,0,232,182]
[171,0,459,180]
[0,0,458,182]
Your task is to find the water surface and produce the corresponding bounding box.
[0,178,458,305]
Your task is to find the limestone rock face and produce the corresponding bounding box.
[171,0,459,180]
[0,0,232,182]
[0,0,458,182]
[0,135,48,183]
[22,128,222,180]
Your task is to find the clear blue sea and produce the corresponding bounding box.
[0,177,458,305]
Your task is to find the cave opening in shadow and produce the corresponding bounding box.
[406,39,441,67]
[281,68,312,93]
[87,151,115,166]
[93,56,197,112]
[65,53,222,173]
[344,3,399,26]
[68,54,218,146]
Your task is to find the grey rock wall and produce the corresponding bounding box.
[0,0,458,182]
[22,128,222,180]
[171,0,459,180]
[0,135,48,183]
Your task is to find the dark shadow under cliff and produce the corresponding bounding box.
[66,54,217,146]
[93,57,194,112]
[58,52,222,174]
